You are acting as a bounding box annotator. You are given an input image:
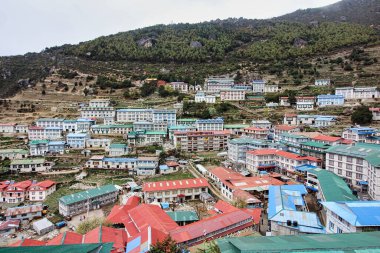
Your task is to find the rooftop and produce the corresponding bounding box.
[166,211,199,222]
[217,231,380,253]
[143,178,209,192]
[10,158,45,165]
[59,185,118,206]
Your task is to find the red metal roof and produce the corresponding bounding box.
[143,178,209,192]
[10,180,32,190]
[10,239,45,247]
[170,210,252,243]
[274,125,299,131]
[312,134,342,142]
[247,149,320,162]
[84,226,127,252]
[128,204,178,233]
[125,196,140,208]
[214,200,239,213]
[209,167,243,181]
[36,180,56,188]
[47,231,83,245]
[166,161,179,167]
[370,107,380,112]
[0,220,20,231]
[242,208,262,224]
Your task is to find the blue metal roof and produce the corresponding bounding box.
[67,133,88,137]
[317,95,344,99]
[195,118,224,123]
[48,141,65,145]
[321,201,380,226]
[159,165,169,170]
[295,164,318,172]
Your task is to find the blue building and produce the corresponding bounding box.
[322,201,380,234]
[66,133,90,148]
[317,95,344,107]
[314,116,337,127]
[268,185,325,236]
[48,141,66,154]
[195,118,224,131]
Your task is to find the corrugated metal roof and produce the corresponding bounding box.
[217,231,380,253]
[59,185,118,205]
[166,211,199,222]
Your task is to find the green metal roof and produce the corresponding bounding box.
[217,231,380,253]
[0,149,28,154]
[59,185,118,206]
[10,158,45,165]
[224,124,249,129]
[36,118,64,122]
[166,211,199,222]
[177,118,197,122]
[168,125,196,130]
[110,143,127,148]
[145,131,166,135]
[301,141,331,149]
[280,132,309,139]
[0,243,114,253]
[326,144,380,167]
[229,138,268,145]
[309,168,357,202]
[29,140,49,145]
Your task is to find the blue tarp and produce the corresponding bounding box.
[306,185,318,192]
[161,202,170,209]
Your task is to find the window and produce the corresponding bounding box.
[357,159,363,165]
[329,161,334,166]
[356,166,363,172]
[338,169,342,175]
[346,171,352,177]
[329,221,335,230]
[356,174,362,180]
[347,157,353,163]
[337,227,343,233]
[338,162,342,168]
[347,164,352,170]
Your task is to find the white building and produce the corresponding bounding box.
[109,143,129,157]
[251,120,272,129]
[264,84,279,93]
[314,79,331,86]
[195,118,224,131]
[194,92,216,104]
[36,118,64,129]
[252,80,266,93]
[86,138,111,149]
[66,133,90,148]
[15,124,29,134]
[89,98,110,108]
[370,108,380,121]
[317,95,344,107]
[10,159,52,173]
[322,201,380,234]
[28,180,56,202]
[116,108,176,126]
[335,87,380,100]
[0,123,16,133]
[170,82,188,93]
[205,76,234,92]
[0,149,28,160]
[279,97,290,107]
[28,126,62,141]
[325,143,380,200]
[342,127,376,142]
[220,89,246,101]
[29,140,49,156]
[80,106,115,119]
[296,97,315,111]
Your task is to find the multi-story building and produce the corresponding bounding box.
[283,114,298,125]
[251,120,272,129]
[205,76,234,92]
[62,120,77,133]
[108,143,128,156]
[194,92,216,104]
[220,89,245,101]
[176,118,197,126]
[227,138,276,163]
[76,118,96,132]
[127,130,166,146]
[246,149,321,175]
[268,185,324,236]
[0,180,32,203]
[322,201,380,234]
[5,204,43,221]
[273,125,300,141]
[252,80,266,93]
[28,180,56,201]
[85,156,158,176]
[314,79,331,86]
[36,118,64,129]
[325,143,380,200]
[306,168,357,202]
[264,84,279,93]
[173,130,230,152]
[116,108,151,122]
[66,133,90,148]
[0,149,28,160]
[314,116,337,127]
[317,95,344,107]
[300,141,331,165]
[195,118,224,131]
[279,133,310,153]
[90,124,132,135]
[279,97,290,107]
[223,124,249,135]
[88,98,110,108]
[0,123,16,133]
[336,86,380,100]
[142,178,209,203]
[170,82,188,93]
[28,126,62,140]
[15,124,29,134]
[242,127,269,140]
[59,184,119,217]
[296,96,315,111]
[48,141,66,154]
[168,125,197,140]
[152,109,177,126]
[370,108,380,121]
[10,158,52,173]
[29,140,49,156]
[342,127,376,142]
[85,138,111,149]
[80,106,115,119]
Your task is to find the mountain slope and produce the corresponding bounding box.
[274,0,380,26]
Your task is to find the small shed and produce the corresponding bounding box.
[33,218,54,235]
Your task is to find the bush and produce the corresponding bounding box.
[76,217,113,234]
[351,106,372,125]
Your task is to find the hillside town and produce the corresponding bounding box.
[0,74,379,252]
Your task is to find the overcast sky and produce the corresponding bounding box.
[0,0,340,56]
